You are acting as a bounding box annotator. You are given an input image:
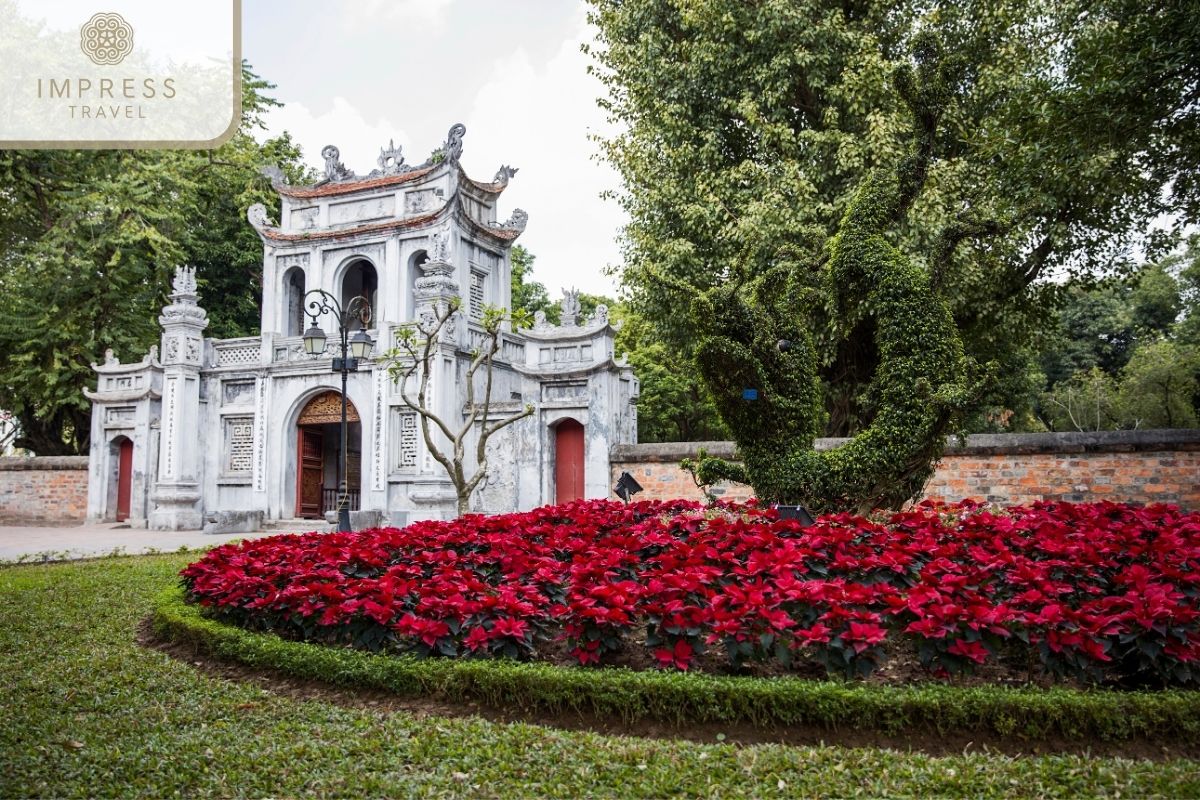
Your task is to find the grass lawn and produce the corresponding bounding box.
[1,554,1197,798]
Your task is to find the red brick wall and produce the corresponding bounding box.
[611,431,1200,509]
[0,457,89,524]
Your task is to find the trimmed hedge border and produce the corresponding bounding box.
[153,586,1200,743]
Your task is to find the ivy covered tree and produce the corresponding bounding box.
[0,64,308,454]
[681,35,980,512]
[588,0,1200,441]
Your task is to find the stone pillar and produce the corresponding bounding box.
[407,234,461,517]
[150,266,209,530]
[417,224,464,348]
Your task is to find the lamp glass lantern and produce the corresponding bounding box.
[349,329,374,360]
[302,324,327,356]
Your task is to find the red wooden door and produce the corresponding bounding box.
[296,427,324,518]
[555,419,585,504]
[115,439,133,522]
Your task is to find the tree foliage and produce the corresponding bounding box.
[508,245,557,324]
[1036,238,1200,431]
[0,64,308,454]
[588,0,1200,440]
[682,36,981,512]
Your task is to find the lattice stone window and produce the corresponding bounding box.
[469,270,486,320]
[391,409,419,470]
[224,416,254,475]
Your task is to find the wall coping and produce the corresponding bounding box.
[611,429,1200,463]
[0,456,90,471]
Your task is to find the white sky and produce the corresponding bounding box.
[244,0,624,297]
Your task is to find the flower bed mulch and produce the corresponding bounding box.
[181,498,1200,688]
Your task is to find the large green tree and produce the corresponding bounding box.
[588,0,1200,438]
[681,35,980,512]
[0,65,307,454]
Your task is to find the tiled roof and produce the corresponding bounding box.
[466,177,506,194]
[458,211,524,243]
[261,210,442,242]
[276,167,438,199]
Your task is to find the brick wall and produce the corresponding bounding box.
[610,430,1200,509]
[0,457,89,524]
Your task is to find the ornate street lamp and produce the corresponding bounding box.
[301,289,374,532]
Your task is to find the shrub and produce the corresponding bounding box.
[181,498,1200,687]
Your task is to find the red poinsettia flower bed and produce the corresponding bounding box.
[180,498,1200,686]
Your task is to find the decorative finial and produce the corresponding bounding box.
[171,265,197,297]
[560,288,581,327]
[375,139,408,175]
[321,144,354,182]
[444,123,466,164]
[247,203,271,231]
[493,165,518,186]
[502,208,528,233]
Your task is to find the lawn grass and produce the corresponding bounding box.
[1,554,1198,798]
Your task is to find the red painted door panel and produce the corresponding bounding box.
[116,439,133,522]
[296,427,324,518]
[555,419,585,504]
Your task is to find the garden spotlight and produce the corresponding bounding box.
[613,471,643,503]
[777,505,816,526]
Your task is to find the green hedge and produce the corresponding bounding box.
[154,586,1200,743]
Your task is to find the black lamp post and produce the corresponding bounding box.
[301,289,374,533]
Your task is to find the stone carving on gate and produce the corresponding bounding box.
[246,203,273,232]
[320,144,355,183]
[172,265,197,296]
[444,123,466,164]
[429,223,453,264]
[492,208,529,234]
[560,288,581,327]
[405,188,443,215]
[493,165,518,186]
[371,139,409,176]
[297,390,360,425]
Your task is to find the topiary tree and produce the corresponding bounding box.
[683,36,986,513]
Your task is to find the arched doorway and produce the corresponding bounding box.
[340,259,377,330]
[554,419,585,504]
[294,391,362,519]
[109,436,133,522]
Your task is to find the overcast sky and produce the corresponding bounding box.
[243,0,624,298]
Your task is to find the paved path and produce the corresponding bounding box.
[0,523,285,563]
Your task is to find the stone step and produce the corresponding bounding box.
[260,518,331,533]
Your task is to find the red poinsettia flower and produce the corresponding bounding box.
[654,639,694,671]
